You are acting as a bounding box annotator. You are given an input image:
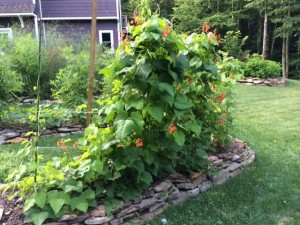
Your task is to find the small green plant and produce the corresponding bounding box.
[0,104,83,129]
[242,54,281,78]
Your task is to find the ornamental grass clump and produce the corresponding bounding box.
[4,1,242,224]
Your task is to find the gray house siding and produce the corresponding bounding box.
[0,0,121,47]
[44,20,119,47]
[41,0,117,18]
[1,0,32,3]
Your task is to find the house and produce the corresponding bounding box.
[0,0,126,48]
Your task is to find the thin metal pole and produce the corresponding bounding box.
[34,20,43,186]
[86,0,98,126]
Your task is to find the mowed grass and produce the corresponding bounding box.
[148,80,300,225]
[0,134,82,183]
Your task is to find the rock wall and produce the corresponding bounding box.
[38,139,256,225]
[0,125,84,145]
[238,77,285,86]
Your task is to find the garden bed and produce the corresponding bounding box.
[0,139,255,225]
[238,77,285,86]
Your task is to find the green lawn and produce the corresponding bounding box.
[148,80,300,225]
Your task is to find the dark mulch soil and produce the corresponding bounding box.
[0,191,28,225]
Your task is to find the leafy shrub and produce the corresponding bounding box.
[221,30,249,60]
[0,53,23,101]
[242,54,281,78]
[5,3,242,224]
[51,46,114,105]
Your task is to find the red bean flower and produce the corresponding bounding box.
[218,119,224,125]
[222,114,228,119]
[136,138,143,147]
[168,124,177,135]
[202,22,211,33]
[219,94,225,103]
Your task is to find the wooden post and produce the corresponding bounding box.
[86,0,98,126]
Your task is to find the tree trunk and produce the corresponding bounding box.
[216,0,220,13]
[262,0,268,59]
[257,16,262,54]
[285,35,289,78]
[285,7,291,78]
[282,37,286,78]
[297,34,300,71]
[270,23,277,58]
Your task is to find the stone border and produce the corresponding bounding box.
[0,125,84,145]
[38,139,255,225]
[238,77,285,86]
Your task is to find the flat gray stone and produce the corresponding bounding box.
[23,98,35,103]
[84,217,111,225]
[149,202,165,213]
[168,191,188,205]
[58,127,81,133]
[228,162,241,172]
[0,138,5,145]
[139,205,166,221]
[71,131,84,135]
[212,170,230,185]
[1,132,20,140]
[232,155,240,162]
[117,204,139,218]
[192,174,207,187]
[187,188,200,197]
[167,187,180,201]
[110,218,123,225]
[213,159,223,166]
[153,180,172,193]
[44,223,68,225]
[200,180,213,192]
[138,198,157,211]
[60,214,78,221]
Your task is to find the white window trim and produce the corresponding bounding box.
[99,30,114,48]
[0,28,13,40]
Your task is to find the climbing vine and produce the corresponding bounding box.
[4,1,242,224]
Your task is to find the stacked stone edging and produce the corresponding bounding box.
[35,139,254,225]
[0,125,84,145]
[238,77,285,86]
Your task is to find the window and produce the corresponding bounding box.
[0,28,13,41]
[99,30,114,48]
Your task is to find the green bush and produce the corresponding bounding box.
[8,33,67,98]
[221,30,248,60]
[51,45,114,105]
[0,53,23,101]
[242,54,282,78]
